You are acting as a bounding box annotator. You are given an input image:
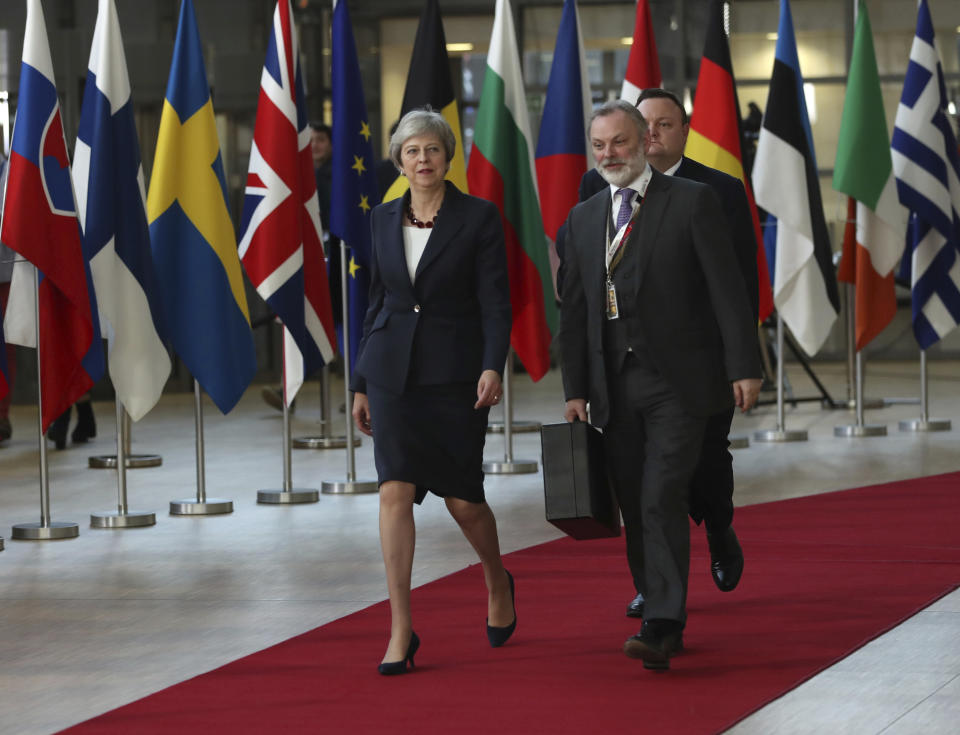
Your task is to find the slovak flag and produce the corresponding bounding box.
[1,0,102,431]
[239,0,336,404]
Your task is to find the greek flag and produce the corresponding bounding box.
[891,0,960,349]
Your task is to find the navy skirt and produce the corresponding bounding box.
[367,381,489,504]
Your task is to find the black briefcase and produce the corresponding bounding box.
[541,421,620,539]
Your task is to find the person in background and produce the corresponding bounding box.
[351,108,515,675]
[559,100,761,670]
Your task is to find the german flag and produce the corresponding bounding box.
[686,0,774,321]
[382,0,467,202]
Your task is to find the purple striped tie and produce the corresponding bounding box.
[615,188,635,230]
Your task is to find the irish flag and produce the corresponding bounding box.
[833,0,907,351]
[467,0,555,381]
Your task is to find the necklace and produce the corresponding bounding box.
[406,205,438,229]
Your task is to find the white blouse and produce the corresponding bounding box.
[402,225,431,283]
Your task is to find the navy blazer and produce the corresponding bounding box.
[351,182,512,395]
[563,158,759,321]
[558,169,760,425]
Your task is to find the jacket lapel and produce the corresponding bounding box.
[632,168,670,288]
[413,181,467,281]
[378,197,417,298]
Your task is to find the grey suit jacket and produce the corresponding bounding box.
[558,168,760,425]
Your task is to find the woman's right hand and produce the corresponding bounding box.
[352,392,373,436]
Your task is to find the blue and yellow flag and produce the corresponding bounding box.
[330,0,380,366]
[147,0,256,413]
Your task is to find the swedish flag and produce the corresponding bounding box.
[147,0,256,413]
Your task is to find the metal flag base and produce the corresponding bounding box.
[11,521,80,540]
[88,454,163,469]
[169,498,234,515]
[899,418,951,432]
[482,459,539,474]
[293,436,359,449]
[321,479,378,494]
[729,435,750,449]
[257,488,320,504]
[90,510,156,528]
[486,421,541,434]
[834,423,887,437]
[753,428,808,443]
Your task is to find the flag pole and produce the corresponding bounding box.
[169,380,233,515]
[322,241,377,494]
[294,364,359,449]
[754,313,807,443]
[258,341,319,504]
[90,398,156,527]
[899,350,951,432]
[11,267,79,540]
[88,409,162,469]
[482,350,538,474]
[834,350,886,437]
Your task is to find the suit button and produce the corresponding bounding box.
[413,304,421,313]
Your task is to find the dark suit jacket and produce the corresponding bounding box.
[351,182,512,395]
[558,168,760,426]
[565,159,759,321]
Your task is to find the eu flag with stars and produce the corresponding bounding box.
[330,0,380,367]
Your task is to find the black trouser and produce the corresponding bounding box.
[688,405,736,535]
[603,354,706,623]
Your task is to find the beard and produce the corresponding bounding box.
[597,153,646,188]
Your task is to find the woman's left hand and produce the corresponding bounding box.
[475,369,502,409]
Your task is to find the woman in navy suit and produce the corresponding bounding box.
[351,109,516,675]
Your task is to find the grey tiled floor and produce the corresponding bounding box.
[0,360,958,734]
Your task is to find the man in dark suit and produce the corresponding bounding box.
[559,100,761,669]
[565,89,758,619]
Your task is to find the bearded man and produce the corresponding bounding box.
[558,100,761,670]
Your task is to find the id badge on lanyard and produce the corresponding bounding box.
[605,209,638,321]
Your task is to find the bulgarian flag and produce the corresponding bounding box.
[833,0,907,350]
[686,0,774,322]
[467,0,555,381]
[620,0,661,103]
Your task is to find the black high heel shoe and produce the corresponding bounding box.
[71,400,96,444]
[47,407,71,450]
[378,631,420,675]
[486,570,517,648]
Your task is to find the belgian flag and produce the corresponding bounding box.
[382,0,467,201]
[686,0,774,322]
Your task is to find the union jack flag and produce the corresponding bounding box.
[239,0,335,403]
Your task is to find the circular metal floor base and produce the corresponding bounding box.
[293,435,360,449]
[729,435,750,449]
[257,488,320,504]
[169,498,234,515]
[321,479,379,494]
[90,510,156,528]
[11,521,80,540]
[834,424,887,437]
[899,418,951,432]
[753,429,808,443]
[486,421,542,434]
[482,459,539,474]
[89,454,163,469]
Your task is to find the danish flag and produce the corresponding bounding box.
[239,0,335,402]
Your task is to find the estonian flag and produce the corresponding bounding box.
[752,0,839,356]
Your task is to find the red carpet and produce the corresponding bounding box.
[65,472,960,734]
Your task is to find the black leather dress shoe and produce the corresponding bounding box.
[707,526,744,592]
[623,619,684,670]
[626,592,644,618]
